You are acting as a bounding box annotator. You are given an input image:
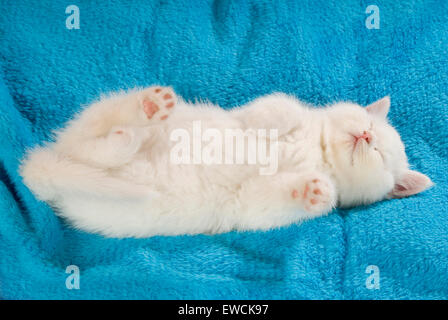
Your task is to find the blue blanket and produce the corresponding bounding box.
[1,0,447,299]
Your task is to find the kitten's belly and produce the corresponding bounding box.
[115,126,320,206]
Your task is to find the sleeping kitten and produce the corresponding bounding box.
[20,86,433,237]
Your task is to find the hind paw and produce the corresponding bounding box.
[140,86,177,121]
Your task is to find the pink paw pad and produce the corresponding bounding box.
[303,179,323,204]
[292,189,299,198]
[143,100,160,119]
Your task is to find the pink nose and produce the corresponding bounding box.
[356,131,372,144]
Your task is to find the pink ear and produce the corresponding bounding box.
[390,170,433,198]
[366,96,390,118]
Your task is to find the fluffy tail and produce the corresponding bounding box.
[20,147,155,201]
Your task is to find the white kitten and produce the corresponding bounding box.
[20,86,433,237]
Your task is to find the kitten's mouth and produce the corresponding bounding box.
[350,133,371,165]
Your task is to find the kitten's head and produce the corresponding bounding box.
[324,96,432,207]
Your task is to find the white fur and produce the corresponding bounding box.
[20,88,433,237]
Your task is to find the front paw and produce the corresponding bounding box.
[140,86,177,122]
[292,176,336,214]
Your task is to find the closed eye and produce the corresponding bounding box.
[370,122,384,161]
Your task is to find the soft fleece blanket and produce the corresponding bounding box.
[0,0,447,299]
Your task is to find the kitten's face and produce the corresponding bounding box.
[325,97,432,207]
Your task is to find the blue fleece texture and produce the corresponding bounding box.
[0,0,447,299]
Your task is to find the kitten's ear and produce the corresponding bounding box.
[366,96,390,118]
[390,170,433,198]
